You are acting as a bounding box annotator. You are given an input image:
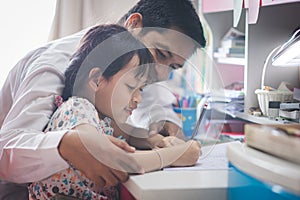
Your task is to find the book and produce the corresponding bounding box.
[213,51,244,58]
[218,47,245,54]
[220,28,245,48]
[245,124,300,165]
[221,39,245,48]
[164,141,240,171]
[221,27,245,41]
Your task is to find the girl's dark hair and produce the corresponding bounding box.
[118,0,206,48]
[62,24,154,101]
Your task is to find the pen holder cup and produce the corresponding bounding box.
[173,107,197,138]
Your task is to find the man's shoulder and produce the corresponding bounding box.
[47,29,87,53]
[25,29,87,73]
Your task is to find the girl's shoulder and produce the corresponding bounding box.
[61,96,97,112]
[46,96,99,131]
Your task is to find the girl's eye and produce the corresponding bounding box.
[126,84,135,91]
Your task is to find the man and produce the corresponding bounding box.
[116,0,206,144]
[0,0,206,199]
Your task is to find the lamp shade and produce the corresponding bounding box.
[272,28,300,67]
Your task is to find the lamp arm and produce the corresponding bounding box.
[261,45,281,89]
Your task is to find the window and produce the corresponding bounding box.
[0,0,56,87]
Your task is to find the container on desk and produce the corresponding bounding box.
[173,107,197,138]
[227,142,300,200]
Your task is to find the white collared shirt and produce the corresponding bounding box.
[0,30,86,183]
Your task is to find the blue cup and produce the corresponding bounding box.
[173,107,197,138]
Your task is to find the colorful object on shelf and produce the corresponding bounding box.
[173,107,197,138]
[173,94,202,138]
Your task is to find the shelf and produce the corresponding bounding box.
[216,57,245,66]
[211,102,296,125]
[202,0,300,13]
[233,112,287,125]
[202,0,235,13]
[244,0,300,8]
[202,1,300,113]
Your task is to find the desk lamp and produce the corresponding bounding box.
[272,28,300,67]
[256,28,299,116]
[261,28,300,89]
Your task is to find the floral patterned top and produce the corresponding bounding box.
[28,96,118,200]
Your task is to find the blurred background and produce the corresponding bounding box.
[0,0,139,87]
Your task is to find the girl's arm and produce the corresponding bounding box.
[129,140,201,172]
[72,123,200,175]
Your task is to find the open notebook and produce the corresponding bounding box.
[164,141,241,171]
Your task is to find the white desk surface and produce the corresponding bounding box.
[123,169,228,200]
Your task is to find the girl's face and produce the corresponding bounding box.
[95,54,147,123]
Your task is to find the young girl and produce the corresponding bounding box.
[28,24,201,200]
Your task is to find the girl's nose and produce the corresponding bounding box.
[132,89,142,104]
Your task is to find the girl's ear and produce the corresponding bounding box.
[88,67,104,92]
[124,13,143,30]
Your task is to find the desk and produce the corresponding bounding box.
[122,141,236,199]
[122,170,228,200]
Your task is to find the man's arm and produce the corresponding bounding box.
[0,33,81,182]
[122,82,186,148]
[0,61,70,182]
[127,82,183,131]
[59,126,143,188]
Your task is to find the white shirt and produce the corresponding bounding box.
[0,27,181,198]
[127,82,182,131]
[0,30,85,199]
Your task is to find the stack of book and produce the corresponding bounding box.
[224,89,244,113]
[226,124,300,199]
[214,39,245,58]
[244,124,300,165]
[213,28,245,64]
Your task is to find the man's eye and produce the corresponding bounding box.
[139,84,147,92]
[169,64,176,70]
[169,64,183,70]
[156,49,167,59]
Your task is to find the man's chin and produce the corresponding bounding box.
[114,113,129,125]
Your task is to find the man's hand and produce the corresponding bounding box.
[149,121,186,141]
[58,126,144,190]
[106,134,136,153]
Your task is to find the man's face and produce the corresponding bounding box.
[132,28,196,81]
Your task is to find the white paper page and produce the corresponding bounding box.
[163,141,241,171]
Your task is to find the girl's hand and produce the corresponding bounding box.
[170,140,201,167]
[156,136,186,148]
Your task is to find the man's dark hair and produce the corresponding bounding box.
[118,0,206,48]
[62,24,154,101]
